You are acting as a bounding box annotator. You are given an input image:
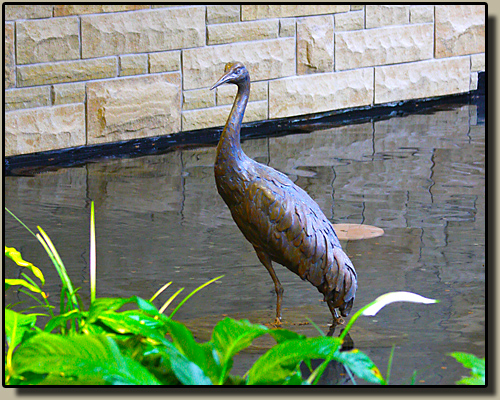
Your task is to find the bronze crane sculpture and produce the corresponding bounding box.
[211,62,357,327]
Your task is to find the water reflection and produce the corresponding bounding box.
[4,101,485,385]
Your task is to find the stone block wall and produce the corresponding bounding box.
[4,4,486,156]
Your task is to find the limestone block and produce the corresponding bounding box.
[207,5,240,24]
[16,17,80,65]
[375,57,470,104]
[119,54,148,76]
[5,23,15,89]
[435,5,485,58]
[216,81,268,105]
[470,72,478,91]
[471,53,485,72]
[5,86,51,111]
[207,20,279,45]
[410,5,434,23]
[81,6,205,58]
[86,73,181,144]
[5,5,53,20]
[335,10,364,31]
[183,38,295,90]
[5,104,85,156]
[182,101,268,131]
[149,51,181,73]
[279,18,295,37]
[269,68,374,119]
[335,24,433,71]
[366,5,409,28]
[242,5,349,20]
[54,5,150,16]
[297,15,334,75]
[350,5,364,11]
[51,82,86,105]
[183,89,216,110]
[17,58,117,87]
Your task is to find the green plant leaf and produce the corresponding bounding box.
[164,319,221,384]
[43,309,85,333]
[247,336,341,385]
[96,310,168,342]
[5,279,46,296]
[168,352,213,385]
[5,246,45,285]
[87,296,160,323]
[333,348,386,384]
[5,309,37,349]
[449,352,485,385]
[12,333,161,385]
[211,318,269,384]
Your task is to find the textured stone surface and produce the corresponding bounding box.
[5,104,86,156]
[149,51,181,73]
[470,72,478,91]
[375,57,470,104]
[366,5,409,28]
[17,58,117,87]
[182,100,267,131]
[336,24,433,71]
[242,5,349,20]
[351,5,364,11]
[297,15,334,74]
[54,4,149,16]
[207,20,279,45]
[5,23,15,89]
[207,5,240,24]
[279,18,295,37]
[335,10,364,31]
[410,5,434,23]
[119,54,148,76]
[81,7,205,58]
[51,82,86,105]
[5,5,53,20]
[16,17,80,65]
[183,38,295,90]
[435,5,485,58]
[269,68,374,119]
[86,73,181,144]
[183,89,216,110]
[5,86,51,111]
[471,53,485,72]
[216,81,268,105]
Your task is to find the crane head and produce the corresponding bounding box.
[211,62,249,90]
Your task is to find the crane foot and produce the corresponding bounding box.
[272,317,282,328]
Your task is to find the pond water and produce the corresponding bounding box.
[5,97,485,385]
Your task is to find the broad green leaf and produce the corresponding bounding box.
[169,352,213,385]
[165,319,220,384]
[5,309,37,349]
[43,309,85,333]
[449,352,485,385]
[96,310,168,342]
[212,318,268,363]
[5,279,45,296]
[333,349,386,385]
[87,296,160,323]
[12,333,161,385]
[268,328,306,344]
[247,336,341,385]
[211,318,269,384]
[5,246,45,285]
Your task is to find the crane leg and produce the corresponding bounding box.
[255,249,284,326]
[327,300,345,327]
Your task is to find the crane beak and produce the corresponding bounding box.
[210,72,233,90]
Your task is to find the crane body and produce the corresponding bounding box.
[211,62,357,326]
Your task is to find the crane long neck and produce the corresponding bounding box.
[218,78,250,156]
